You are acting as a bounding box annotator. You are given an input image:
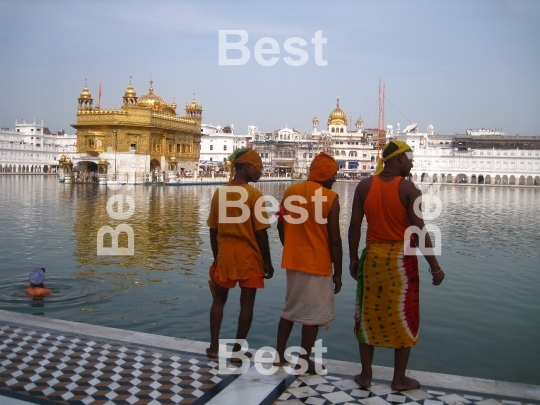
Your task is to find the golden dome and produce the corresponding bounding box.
[186,97,202,111]
[137,80,168,110]
[328,97,347,126]
[356,117,363,123]
[124,84,136,98]
[79,86,92,100]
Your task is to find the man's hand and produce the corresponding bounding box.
[431,267,445,286]
[264,263,274,279]
[349,258,359,281]
[333,275,342,294]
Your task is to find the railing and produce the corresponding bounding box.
[93,172,295,185]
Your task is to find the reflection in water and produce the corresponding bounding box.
[0,176,539,385]
[71,184,203,272]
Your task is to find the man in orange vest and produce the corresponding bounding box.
[274,152,342,373]
[348,140,445,391]
[206,148,274,360]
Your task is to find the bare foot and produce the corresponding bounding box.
[295,359,325,374]
[391,376,420,391]
[230,350,253,364]
[273,352,286,367]
[206,347,218,359]
[354,373,371,389]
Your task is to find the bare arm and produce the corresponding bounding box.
[348,181,367,280]
[255,228,274,279]
[327,196,342,294]
[404,182,445,286]
[277,220,284,246]
[209,228,218,263]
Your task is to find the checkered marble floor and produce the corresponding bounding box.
[0,313,538,405]
[272,373,539,405]
[0,322,234,404]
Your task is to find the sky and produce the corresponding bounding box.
[0,0,539,136]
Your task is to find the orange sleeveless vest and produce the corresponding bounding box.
[364,176,410,241]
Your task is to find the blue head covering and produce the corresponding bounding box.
[28,268,46,286]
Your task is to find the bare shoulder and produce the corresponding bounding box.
[399,177,421,196]
[354,176,373,205]
[25,287,53,297]
[355,177,373,196]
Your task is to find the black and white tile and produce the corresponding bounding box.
[0,323,232,404]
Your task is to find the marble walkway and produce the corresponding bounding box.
[0,310,538,405]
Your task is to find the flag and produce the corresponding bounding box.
[98,83,102,108]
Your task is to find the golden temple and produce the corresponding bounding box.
[71,79,202,178]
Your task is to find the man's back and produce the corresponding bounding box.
[281,181,337,276]
[25,286,53,297]
[207,183,269,281]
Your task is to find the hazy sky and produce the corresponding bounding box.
[1,0,539,136]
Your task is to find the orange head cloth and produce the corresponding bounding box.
[307,152,339,181]
[228,149,263,183]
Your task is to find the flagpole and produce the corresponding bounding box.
[98,83,102,109]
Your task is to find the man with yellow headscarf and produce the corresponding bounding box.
[206,148,275,361]
[348,140,445,390]
[273,152,343,373]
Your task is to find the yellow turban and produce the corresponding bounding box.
[307,152,339,181]
[376,140,411,175]
[229,149,263,183]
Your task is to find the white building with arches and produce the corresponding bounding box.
[0,120,76,173]
[392,125,540,186]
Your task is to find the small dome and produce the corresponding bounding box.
[356,117,363,123]
[328,97,347,126]
[79,86,92,100]
[186,97,202,111]
[124,84,136,98]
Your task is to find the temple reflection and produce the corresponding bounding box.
[71,184,202,272]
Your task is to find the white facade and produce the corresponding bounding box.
[251,100,378,178]
[391,125,540,185]
[199,123,249,165]
[0,120,77,173]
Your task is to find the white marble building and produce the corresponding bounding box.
[311,98,374,174]
[251,98,377,177]
[390,125,540,185]
[199,123,249,166]
[0,120,76,173]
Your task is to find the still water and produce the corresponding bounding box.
[0,175,539,385]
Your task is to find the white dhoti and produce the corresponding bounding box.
[281,269,335,326]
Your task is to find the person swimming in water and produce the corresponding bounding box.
[25,268,53,298]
